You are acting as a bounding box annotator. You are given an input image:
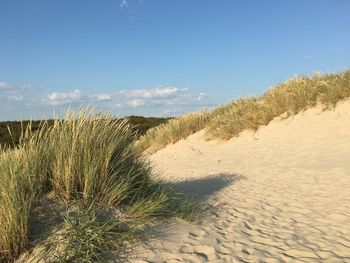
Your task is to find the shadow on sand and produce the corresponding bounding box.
[167,173,244,199]
[137,173,245,254]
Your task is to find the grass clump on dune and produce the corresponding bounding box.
[0,109,197,262]
[137,111,211,153]
[48,110,154,205]
[0,122,52,261]
[139,70,350,149]
[32,203,142,263]
[0,149,37,261]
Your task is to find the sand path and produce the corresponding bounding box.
[134,101,350,263]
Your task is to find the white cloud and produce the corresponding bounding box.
[94,94,111,101]
[120,87,179,99]
[46,90,113,105]
[115,86,203,109]
[120,0,128,8]
[46,89,82,106]
[112,103,123,109]
[0,82,11,89]
[48,89,81,101]
[198,92,207,101]
[7,94,23,101]
[304,55,316,60]
[44,86,197,109]
[0,81,210,120]
[127,98,146,107]
[0,81,31,104]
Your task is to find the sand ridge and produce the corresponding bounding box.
[133,100,350,262]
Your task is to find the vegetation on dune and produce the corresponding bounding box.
[136,111,211,153]
[139,70,350,151]
[128,115,171,137]
[47,111,154,205]
[1,70,349,261]
[207,70,350,139]
[0,122,51,261]
[0,109,195,262]
[31,203,142,263]
[0,148,37,260]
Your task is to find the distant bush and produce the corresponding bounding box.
[127,115,170,137]
[0,120,53,149]
[0,116,168,149]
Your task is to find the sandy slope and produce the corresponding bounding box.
[133,100,350,263]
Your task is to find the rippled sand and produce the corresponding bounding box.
[134,100,350,262]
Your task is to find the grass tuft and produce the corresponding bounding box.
[0,121,51,261]
[137,111,211,154]
[46,109,154,206]
[31,203,141,263]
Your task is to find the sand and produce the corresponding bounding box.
[133,100,350,262]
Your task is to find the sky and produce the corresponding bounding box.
[0,0,349,121]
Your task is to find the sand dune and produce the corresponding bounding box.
[133,100,350,262]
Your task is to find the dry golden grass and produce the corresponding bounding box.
[0,109,198,262]
[0,122,51,261]
[207,70,350,139]
[138,70,350,150]
[137,111,211,154]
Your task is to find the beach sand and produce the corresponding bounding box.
[133,100,350,262]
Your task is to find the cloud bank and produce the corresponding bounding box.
[0,82,209,120]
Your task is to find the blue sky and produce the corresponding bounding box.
[0,0,349,121]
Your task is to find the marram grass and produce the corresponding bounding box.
[30,203,142,263]
[47,109,154,205]
[139,70,350,150]
[0,149,35,260]
[207,70,350,139]
[0,121,52,261]
[0,108,199,262]
[137,111,212,153]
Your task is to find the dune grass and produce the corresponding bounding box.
[207,70,350,139]
[0,109,198,262]
[0,121,52,261]
[137,111,211,153]
[30,203,142,263]
[48,110,151,205]
[138,70,350,150]
[0,148,37,260]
